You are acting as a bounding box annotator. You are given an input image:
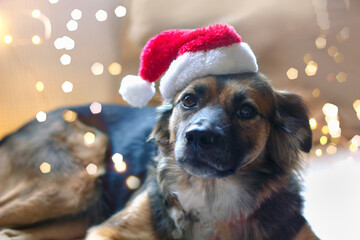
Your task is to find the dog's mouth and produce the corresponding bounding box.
[176,153,236,178]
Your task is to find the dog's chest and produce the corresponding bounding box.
[170,179,254,240]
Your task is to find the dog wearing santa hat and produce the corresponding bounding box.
[86,24,319,240]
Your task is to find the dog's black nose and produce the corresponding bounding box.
[185,121,219,149]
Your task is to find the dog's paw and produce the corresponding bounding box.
[85,226,119,240]
[0,229,31,240]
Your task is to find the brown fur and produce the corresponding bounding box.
[0,110,108,239]
[86,73,319,240]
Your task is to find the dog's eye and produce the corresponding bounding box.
[180,93,197,109]
[237,103,258,120]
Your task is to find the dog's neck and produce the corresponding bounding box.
[156,152,290,240]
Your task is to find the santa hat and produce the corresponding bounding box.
[119,24,258,107]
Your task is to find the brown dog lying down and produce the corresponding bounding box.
[0,105,156,240]
[0,73,319,240]
[86,73,319,240]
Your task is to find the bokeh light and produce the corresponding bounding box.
[305,61,318,76]
[32,35,41,45]
[315,149,323,157]
[315,35,326,49]
[60,54,71,65]
[336,72,347,83]
[71,9,82,20]
[286,67,298,80]
[309,118,317,130]
[66,20,78,31]
[108,62,122,75]
[4,35,13,44]
[90,102,102,114]
[312,88,320,98]
[114,6,127,17]
[320,136,328,145]
[49,0,59,4]
[36,111,47,122]
[62,110,78,122]
[40,162,51,173]
[86,163,98,175]
[61,81,73,93]
[35,81,45,92]
[84,132,96,146]
[91,62,104,75]
[95,10,107,22]
[31,9,41,19]
[126,176,141,190]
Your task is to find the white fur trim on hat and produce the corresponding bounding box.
[119,75,155,108]
[159,42,258,101]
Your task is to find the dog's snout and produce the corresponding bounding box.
[185,120,220,149]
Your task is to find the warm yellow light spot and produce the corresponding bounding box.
[91,62,104,75]
[349,144,358,153]
[309,118,317,130]
[35,81,45,92]
[60,54,71,65]
[32,9,41,19]
[327,46,338,57]
[114,6,127,17]
[84,132,96,146]
[95,10,107,22]
[115,161,127,173]
[71,9,82,20]
[353,100,360,113]
[32,35,41,45]
[108,62,122,76]
[112,153,127,173]
[330,137,340,145]
[36,111,47,122]
[312,88,320,98]
[322,103,338,118]
[90,102,102,114]
[40,162,51,173]
[303,53,312,64]
[4,35,13,44]
[315,35,327,49]
[315,149,322,157]
[322,125,329,135]
[320,136,328,145]
[86,163,98,175]
[286,68,298,80]
[357,112,360,121]
[326,145,337,155]
[336,72,347,83]
[61,81,73,93]
[126,176,141,190]
[62,110,78,122]
[305,61,318,76]
[333,52,344,63]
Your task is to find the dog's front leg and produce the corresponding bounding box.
[86,191,157,240]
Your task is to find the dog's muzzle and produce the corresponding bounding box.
[185,118,222,150]
[175,107,239,178]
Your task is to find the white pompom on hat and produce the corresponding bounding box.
[119,24,258,107]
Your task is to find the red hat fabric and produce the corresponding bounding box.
[119,24,258,107]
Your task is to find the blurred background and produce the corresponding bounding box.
[0,0,359,239]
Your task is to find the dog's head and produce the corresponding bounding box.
[151,73,312,178]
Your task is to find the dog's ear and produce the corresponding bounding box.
[272,91,312,153]
[148,103,173,146]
